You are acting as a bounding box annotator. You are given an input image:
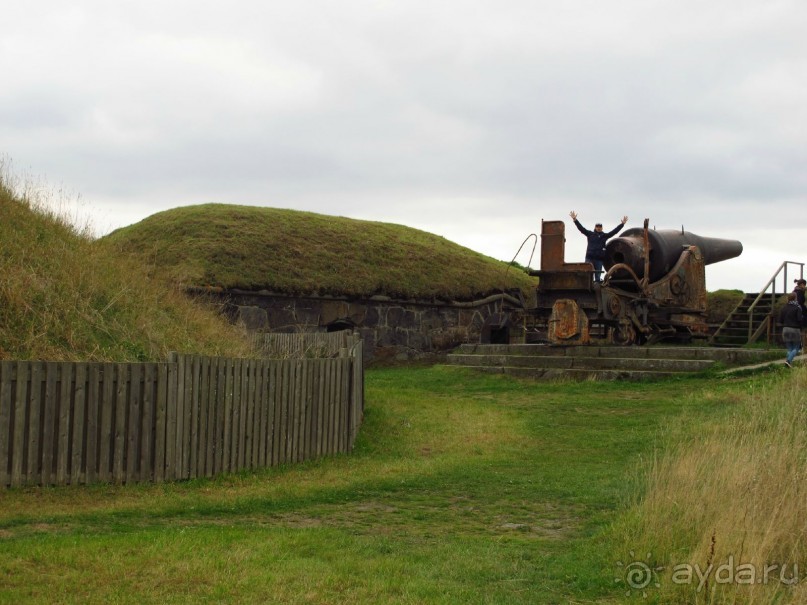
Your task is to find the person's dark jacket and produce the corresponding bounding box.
[779,301,803,329]
[794,287,807,326]
[573,219,624,260]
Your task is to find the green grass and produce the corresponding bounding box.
[0,166,252,361]
[0,366,765,604]
[102,204,538,300]
[705,289,745,324]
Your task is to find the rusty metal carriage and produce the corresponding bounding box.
[523,219,742,345]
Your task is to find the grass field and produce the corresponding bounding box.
[0,365,768,604]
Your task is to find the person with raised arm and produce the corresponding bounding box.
[569,211,628,282]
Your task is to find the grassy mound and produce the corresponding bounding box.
[103,204,537,300]
[0,174,251,361]
[706,288,745,324]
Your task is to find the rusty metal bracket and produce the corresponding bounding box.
[602,263,643,290]
[641,218,651,291]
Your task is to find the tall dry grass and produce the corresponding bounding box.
[615,370,807,603]
[0,159,252,361]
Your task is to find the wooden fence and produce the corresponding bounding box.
[0,338,363,488]
[250,330,357,358]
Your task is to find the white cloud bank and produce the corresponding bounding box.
[2,0,805,291]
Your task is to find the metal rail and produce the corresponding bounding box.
[747,261,804,343]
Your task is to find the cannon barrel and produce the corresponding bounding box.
[605,228,743,282]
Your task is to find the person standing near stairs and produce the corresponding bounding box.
[794,279,807,350]
[569,211,628,282]
[779,292,803,368]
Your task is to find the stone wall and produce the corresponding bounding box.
[201,289,524,362]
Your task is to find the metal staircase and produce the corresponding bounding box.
[710,261,804,346]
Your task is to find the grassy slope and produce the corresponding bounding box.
[706,288,745,324]
[0,177,251,361]
[610,368,807,604]
[103,204,537,301]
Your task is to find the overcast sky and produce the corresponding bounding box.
[2,1,805,292]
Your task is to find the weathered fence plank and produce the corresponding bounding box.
[197,356,210,478]
[334,360,343,454]
[141,364,156,482]
[215,358,227,475]
[249,359,259,469]
[281,361,293,464]
[97,363,113,482]
[12,362,29,487]
[327,359,338,455]
[86,364,100,484]
[181,354,193,479]
[299,360,311,462]
[41,363,58,485]
[165,355,178,481]
[256,361,267,466]
[184,356,197,479]
[235,358,246,471]
[57,362,73,485]
[27,363,43,486]
[155,362,168,483]
[222,358,234,474]
[174,354,185,480]
[251,359,262,469]
[0,362,12,488]
[290,359,302,464]
[269,361,281,466]
[310,359,322,459]
[207,357,216,474]
[317,360,326,456]
[113,364,128,483]
[188,357,198,479]
[71,363,87,485]
[126,363,141,483]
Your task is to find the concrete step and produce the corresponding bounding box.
[447,365,678,382]
[452,344,781,365]
[446,344,784,381]
[446,353,713,373]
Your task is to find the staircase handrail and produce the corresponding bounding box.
[747,261,805,342]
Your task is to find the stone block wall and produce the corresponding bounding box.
[202,289,524,361]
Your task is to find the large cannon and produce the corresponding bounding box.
[605,227,743,284]
[525,218,742,345]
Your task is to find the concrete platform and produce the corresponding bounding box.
[445,344,784,381]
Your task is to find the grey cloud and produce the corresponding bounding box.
[1,0,805,292]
